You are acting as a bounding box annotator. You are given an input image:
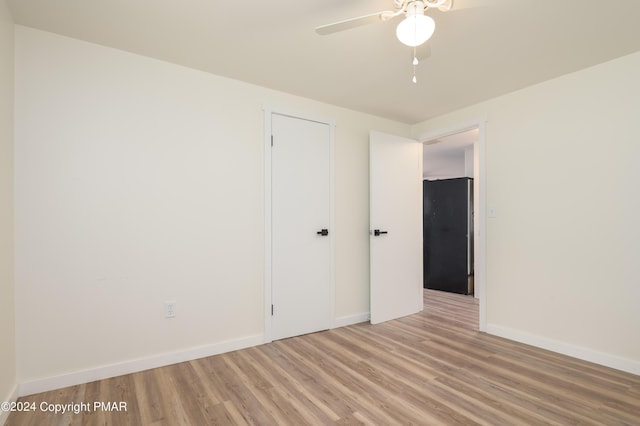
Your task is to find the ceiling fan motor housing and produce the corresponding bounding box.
[396,1,436,47]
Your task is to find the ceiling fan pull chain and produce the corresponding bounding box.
[412,46,418,83]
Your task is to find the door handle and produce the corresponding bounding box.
[373,229,388,236]
[317,229,329,236]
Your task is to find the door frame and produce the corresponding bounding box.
[263,105,336,343]
[417,118,487,332]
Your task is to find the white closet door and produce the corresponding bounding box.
[271,113,332,340]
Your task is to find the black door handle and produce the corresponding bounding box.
[317,229,329,236]
[373,229,388,236]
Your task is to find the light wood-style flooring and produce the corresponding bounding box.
[8,290,640,425]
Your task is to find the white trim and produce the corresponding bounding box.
[263,106,274,343]
[486,324,640,376]
[18,334,263,397]
[262,105,336,344]
[334,312,370,328]
[328,122,336,331]
[0,383,18,425]
[416,118,488,332]
[262,105,336,128]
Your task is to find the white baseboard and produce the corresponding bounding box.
[0,383,18,426]
[486,324,640,376]
[334,312,370,328]
[18,334,264,397]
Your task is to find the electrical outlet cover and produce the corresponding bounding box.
[164,301,176,318]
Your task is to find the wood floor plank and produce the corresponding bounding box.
[131,369,163,425]
[7,289,640,425]
[274,337,412,424]
[238,348,340,423]
[154,364,192,426]
[258,341,362,419]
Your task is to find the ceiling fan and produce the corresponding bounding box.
[315,0,454,82]
[315,0,454,46]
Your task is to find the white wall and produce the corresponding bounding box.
[0,0,17,420]
[413,51,640,374]
[422,148,466,180]
[14,26,410,392]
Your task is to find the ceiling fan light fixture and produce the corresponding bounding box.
[396,2,435,47]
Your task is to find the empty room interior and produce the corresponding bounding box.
[1,0,639,424]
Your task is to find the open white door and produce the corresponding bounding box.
[370,131,423,324]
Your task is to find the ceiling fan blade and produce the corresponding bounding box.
[435,0,454,12]
[315,11,394,35]
[444,0,498,11]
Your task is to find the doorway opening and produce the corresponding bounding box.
[419,122,485,332]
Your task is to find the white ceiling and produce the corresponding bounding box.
[6,0,640,124]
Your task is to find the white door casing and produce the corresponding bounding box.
[266,110,335,341]
[369,131,423,324]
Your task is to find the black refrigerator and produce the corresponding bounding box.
[423,178,474,295]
